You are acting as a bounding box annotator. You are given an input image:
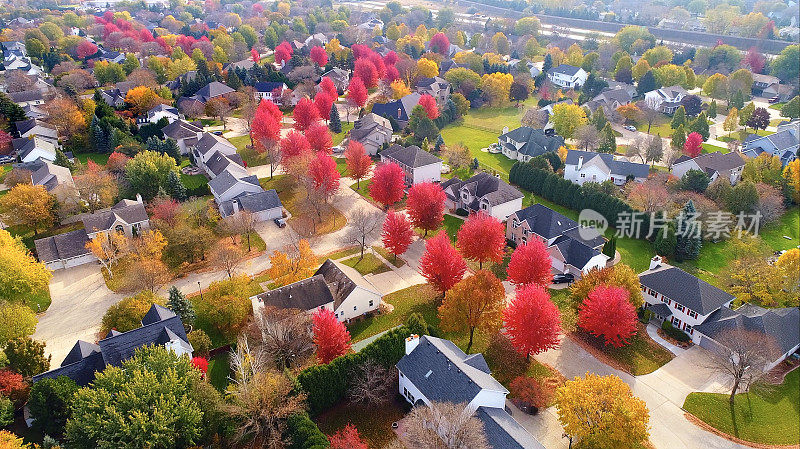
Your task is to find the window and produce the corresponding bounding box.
[353,306,357,311]
[675,304,685,312]
[481,203,487,210]
[580,173,586,178]
[512,219,519,228]
[115,224,124,233]
[368,300,374,307]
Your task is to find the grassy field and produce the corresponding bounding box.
[207,352,230,393]
[683,369,799,445]
[372,245,405,267]
[347,283,439,343]
[75,153,111,165]
[332,122,354,146]
[702,143,729,154]
[340,253,391,276]
[636,116,672,138]
[440,214,464,241]
[440,125,514,178]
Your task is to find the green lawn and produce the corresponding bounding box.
[683,369,800,445]
[347,283,439,343]
[319,246,361,263]
[440,214,464,241]
[768,102,784,111]
[334,156,347,176]
[573,325,675,375]
[440,125,514,179]
[332,122,354,146]
[229,134,271,167]
[350,180,405,210]
[702,143,729,154]
[178,159,209,190]
[75,153,110,165]
[340,253,391,276]
[372,245,405,267]
[458,99,536,134]
[636,116,672,138]
[0,164,12,183]
[207,352,230,393]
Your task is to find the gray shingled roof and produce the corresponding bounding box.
[195,81,235,101]
[82,201,149,234]
[463,172,523,207]
[221,189,282,215]
[381,144,442,168]
[372,93,421,122]
[476,406,546,449]
[499,126,564,158]
[255,275,335,312]
[513,204,578,240]
[31,160,73,191]
[549,64,581,76]
[33,229,91,263]
[162,120,202,140]
[14,118,56,136]
[551,235,603,269]
[206,150,244,177]
[695,305,800,355]
[639,265,734,315]
[8,90,42,104]
[195,133,234,156]
[566,150,650,179]
[208,171,260,196]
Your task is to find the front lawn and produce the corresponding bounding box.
[440,214,464,241]
[207,352,230,392]
[350,180,406,210]
[230,134,270,167]
[702,143,729,154]
[332,122,354,146]
[372,245,405,267]
[314,396,408,447]
[683,368,800,445]
[319,246,361,263]
[768,102,784,111]
[260,175,346,236]
[636,116,672,138]
[74,153,110,165]
[347,283,439,343]
[340,253,391,276]
[571,325,675,375]
[440,125,514,178]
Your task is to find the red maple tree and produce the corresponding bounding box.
[250,48,260,63]
[275,41,293,65]
[307,123,333,153]
[743,47,765,73]
[406,182,446,236]
[344,140,372,188]
[0,130,13,155]
[191,356,209,375]
[354,58,378,88]
[578,284,638,348]
[382,209,414,262]
[308,152,341,200]
[430,32,451,55]
[419,231,467,294]
[314,90,335,122]
[76,40,98,59]
[684,132,703,158]
[368,52,386,80]
[506,239,553,287]
[280,130,312,164]
[418,94,440,120]
[148,196,181,226]
[368,162,405,209]
[312,308,352,364]
[319,76,337,98]
[456,212,506,268]
[346,76,368,109]
[309,45,328,67]
[293,97,320,131]
[384,64,400,83]
[106,151,130,172]
[251,99,283,153]
[504,284,562,357]
[384,50,398,66]
[0,369,27,404]
[328,423,368,449]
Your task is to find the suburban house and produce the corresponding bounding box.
[34,229,95,271]
[192,81,235,103]
[497,126,564,162]
[695,304,800,372]
[441,172,524,220]
[357,17,384,31]
[546,64,588,89]
[218,188,283,220]
[379,144,442,186]
[564,150,650,185]
[97,87,126,108]
[507,204,608,277]
[193,132,241,175]
[305,32,329,46]
[222,59,255,72]
[15,136,57,163]
[204,150,249,179]
[349,113,393,155]
[8,90,44,108]
[161,120,203,155]
[142,104,181,125]
[415,76,451,105]
[82,196,151,239]
[254,81,289,104]
[371,93,422,129]
[31,160,74,193]
[32,304,192,387]
[320,67,349,93]
[604,80,638,99]
[585,88,633,113]
[644,85,688,114]
[541,98,573,119]
[639,256,735,342]
[742,121,799,166]
[751,73,781,94]
[397,335,545,449]
[671,151,745,184]
[208,172,263,204]
[22,104,47,120]
[14,118,58,144]
[762,83,794,102]
[251,259,382,322]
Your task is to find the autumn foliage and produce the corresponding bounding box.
[280,131,312,166]
[268,239,317,286]
[369,162,405,209]
[684,131,703,158]
[578,285,638,347]
[418,94,440,119]
[504,284,562,357]
[314,91,335,122]
[306,123,333,153]
[0,368,27,404]
[506,239,553,287]
[420,232,467,294]
[275,41,293,65]
[346,76,368,108]
[430,32,451,55]
[456,212,506,268]
[308,152,340,199]
[293,98,321,131]
[344,140,372,188]
[439,270,506,353]
[309,45,329,67]
[251,99,283,154]
[328,423,368,449]
[382,209,414,261]
[190,356,209,375]
[354,59,378,88]
[406,182,446,236]
[319,76,337,98]
[312,308,352,364]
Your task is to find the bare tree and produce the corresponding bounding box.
[645,135,664,165]
[248,306,314,370]
[4,71,34,93]
[442,143,472,170]
[575,125,600,151]
[403,402,489,449]
[343,207,381,261]
[626,136,647,163]
[218,210,259,251]
[521,107,548,128]
[229,334,269,386]
[211,240,245,278]
[704,328,780,403]
[638,102,660,135]
[348,359,393,406]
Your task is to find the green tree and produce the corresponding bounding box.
[329,103,342,133]
[0,301,37,345]
[598,123,616,153]
[122,53,140,74]
[770,45,799,83]
[653,223,676,258]
[602,236,617,257]
[167,286,195,328]
[707,100,717,119]
[725,181,759,214]
[689,112,710,141]
[592,106,607,131]
[28,376,79,437]
[4,337,50,378]
[739,102,755,130]
[166,171,188,201]
[615,26,655,52]
[636,70,657,96]
[0,397,12,428]
[680,169,711,192]
[780,96,799,119]
[65,346,219,449]
[671,124,686,151]
[125,150,179,200]
[551,103,588,140]
[670,106,686,129]
[674,200,702,261]
[408,105,439,142]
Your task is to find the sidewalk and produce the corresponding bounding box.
[646,322,685,356]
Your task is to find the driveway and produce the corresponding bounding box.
[33,263,123,365]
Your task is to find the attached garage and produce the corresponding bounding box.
[34,229,96,271]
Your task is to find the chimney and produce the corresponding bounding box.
[577,156,584,170]
[397,107,402,118]
[136,193,143,204]
[232,199,240,214]
[649,255,663,271]
[405,334,420,355]
[502,126,508,134]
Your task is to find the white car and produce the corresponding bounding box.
[624,125,637,132]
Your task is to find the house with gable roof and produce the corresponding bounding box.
[15,136,57,163]
[32,304,192,387]
[440,172,523,220]
[251,259,382,322]
[82,196,151,239]
[193,132,241,175]
[564,149,650,185]
[644,85,688,114]
[742,121,799,166]
[671,151,745,184]
[208,171,263,204]
[379,144,442,186]
[161,120,203,155]
[192,81,235,103]
[371,93,422,129]
[415,76,451,105]
[397,335,545,449]
[14,118,58,144]
[34,229,95,271]
[498,126,565,162]
[349,113,393,155]
[547,64,588,89]
[319,68,349,93]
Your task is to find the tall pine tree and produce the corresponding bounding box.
[592,106,607,131]
[689,112,710,141]
[328,103,341,133]
[598,123,616,153]
[167,286,196,328]
[674,200,701,261]
[670,106,686,129]
[166,171,188,201]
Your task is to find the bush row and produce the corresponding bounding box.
[286,412,329,449]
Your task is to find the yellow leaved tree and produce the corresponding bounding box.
[438,270,506,353]
[0,229,51,303]
[268,239,316,286]
[86,232,129,279]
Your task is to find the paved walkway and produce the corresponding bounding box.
[646,323,685,356]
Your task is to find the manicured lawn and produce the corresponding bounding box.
[458,99,536,134]
[702,143,729,154]
[572,325,675,375]
[636,116,672,138]
[440,125,514,178]
[260,175,346,236]
[314,396,408,447]
[75,153,110,165]
[319,246,361,262]
[335,156,347,176]
[441,214,464,241]
[549,288,577,332]
[332,122,354,146]
[768,102,784,111]
[207,352,230,393]
[372,245,405,267]
[760,207,799,251]
[340,253,391,276]
[683,368,800,445]
[347,283,439,343]
[178,159,209,190]
[230,134,271,167]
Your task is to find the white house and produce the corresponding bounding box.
[34,229,96,271]
[349,113,393,155]
[440,172,524,221]
[644,85,687,114]
[161,120,203,155]
[82,196,151,239]
[251,259,382,322]
[546,64,588,89]
[144,104,181,125]
[15,118,58,144]
[742,121,799,166]
[671,151,745,185]
[397,335,545,449]
[208,172,263,204]
[564,150,650,186]
[16,136,57,163]
[379,144,442,186]
[218,189,283,220]
[254,81,289,104]
[193,132,241,176]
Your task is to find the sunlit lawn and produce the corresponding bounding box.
[332,122,354,146]
[440,125,514,179]
[347,283,439,343]
[75,153,110,165]
[260,175,346,236]
[340,253,391,276]
[372,245,405,267]
[207,352,230,392]
[702,143,729,154]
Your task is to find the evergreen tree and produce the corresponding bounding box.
[674,200,702,261]
[707,100,717,118]
[602,236,617,257]
[542,53,553,73]
[689,112,710,141]
[328,104,341,133]
[434,134,444,153]
[167,286,195,327]
[671,124,686,150]
[592,106,607,131]
[166,171,188,201]
[670,106,686,129]
[598,123,616,153]
[54,149,74,171]
[227,70,242,90]
[729,89,745,109]
[652,225,676,258]
[636,70,657,96]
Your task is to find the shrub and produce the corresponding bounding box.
[187,329,212,357]
[509,376,551,410]
[0,397,12,428]
[0,368,27,404]
[193,275,252,339]
[483,333,528,384]
[455,208,469,217]
[661,320,690,342]
[4,337,50,378]
[28,376,79,437]
[286,412,329,449]
[100,291,165,335]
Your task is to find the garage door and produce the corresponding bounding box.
[699,335,725,355]
[63,254,96,269]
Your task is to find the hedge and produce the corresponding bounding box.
[286,412,329,449]
[508,162,650,238]
[297,325,410,415]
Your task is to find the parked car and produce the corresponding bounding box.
[0,155,13,164]
[769,96,781,104]
[274,217,287,228]
[552,273,575,284]
[213,130,224,136]
[624,125,637,131]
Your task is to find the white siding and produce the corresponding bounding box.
[398,369,428,405]
[211,182,262,203]
[670,160,702,180]
[412,162,442,184]
[467,389,507,411]
[335,287,382,321]
[488,198,523,221]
